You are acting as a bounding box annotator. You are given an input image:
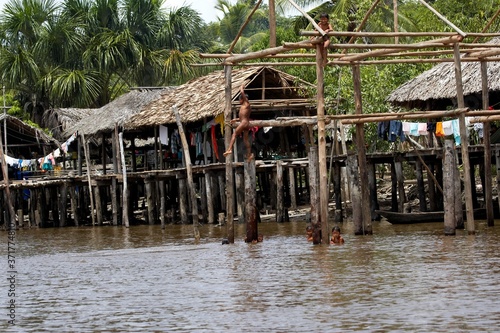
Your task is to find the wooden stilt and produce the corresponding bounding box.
[276,160,284,222]
[245,156,258,242]
[235,168,245,224]
[308,146,320,243]
[59,183,68,227]
[224,65,235,243]
[118,132,129,228]
[481,61,494,226]
[145,178,156,225]
[427,163,437,211]
[205,171,215,224]
[368,160,379,220]
[178,177,188,224]
[443,140,456,235]
[394,158,406,212]
[347,154,363,235]
[94,185,103,226]
[288,166,297,210]
[454,148,464,229]
[333,162,343,222]
[70,185,80,227]
[415,160,427,212]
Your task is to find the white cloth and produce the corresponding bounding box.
[159,125,169,145]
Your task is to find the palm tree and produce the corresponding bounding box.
[0,0,211,114]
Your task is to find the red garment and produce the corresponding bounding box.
[211,126,219,161]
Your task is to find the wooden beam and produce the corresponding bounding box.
[339,35,463,62]
[227,0,263,54]
[417,0,466,37]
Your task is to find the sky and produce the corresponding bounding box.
[0,0,232,24]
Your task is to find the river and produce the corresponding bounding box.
[1,220,500,332]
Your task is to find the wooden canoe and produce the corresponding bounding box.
[375,210,444,224]
[375,208,488,224]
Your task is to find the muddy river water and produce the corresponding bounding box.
[1,220,499,332]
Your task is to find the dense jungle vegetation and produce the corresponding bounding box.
[0,0,499,143]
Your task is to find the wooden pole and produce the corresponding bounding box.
[227,0,263,54]
[417,0,466,37]
[286,0,327,37]
[481,61,494,227]
[244,158,258,242]
[393,0,399,44]
[205,171,215,224]
[224,66,235,243]
[453,42,475,234]
[118,132,129,228]
[443,140,456,235]
[288,166,297,209]
[159,180,165,229]
[308,146,320,244]
[352,64,372,234]
[269,0,276,48]
[276,160,284,222]
[0,129,16,229]
[173,106,200,241]
[81,134,96,226]
[316,42,329,244]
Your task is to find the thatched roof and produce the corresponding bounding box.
[0,114,59,157]
[43,107,96,141]
[125,66,315,130]
[65,87,176,137]
[387,38,500,109]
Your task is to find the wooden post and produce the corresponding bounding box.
[59,182,68,227]
[245,157,258,242]
[427,163,437,211]
[235,168,245,224]
[101,133,107,175]
[390,161,398,212]
[288,166,297,210]
[316,40,330,244]
[308,146,320,244]
[93,185,103,226]
[111,176,118,226]
[481,61,494,226]
[415,161,427,212]
[159,180,166,229]
[276,160,284,222]
[443,140,456,235]
[145,178,156,225]
[368,160,379,220]
[453,42,474,234]
[224,65,235,243]
[178,177,188,224]
[0,129,16,229]
[347,154,363,234]
[394,158,406,212]
[118,132,129,228]
[333,162,343,222]
[352,64,372,234]
[495,149,500,215]
[173,106,200,240]
[205,171,215,224]
[454,148,464,229]
[70,184,80,227]
[81,134,96,226]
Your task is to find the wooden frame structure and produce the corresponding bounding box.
[198,0,500,243]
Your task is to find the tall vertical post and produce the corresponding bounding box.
[224,65,235,243]
[316,43,329,244]
[481,61,494,226]
[453,42,475,234]
[443,140,456,235]
[245,158,258,242]
[352,64,372,234]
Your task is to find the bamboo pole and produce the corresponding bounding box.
[118,132,129,228]
[173,105,200,241]
[227,0,263,54]
[225,40,320,64]
[417,0,466,37]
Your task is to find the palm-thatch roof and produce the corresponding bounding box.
[43,107,96,141]
[387,38,500,110]
[0,114,59,157]
[65,87,176,137]
[125,66,316,130]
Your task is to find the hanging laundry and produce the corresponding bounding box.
[418,123,428,135]
[452,119,461,145]
[388,120,405,142]
[435,122,445,137]
[159,125,169,145]
[378,121,390,140]
[442,120,453,136]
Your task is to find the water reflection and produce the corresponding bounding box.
[1,221,499,332]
